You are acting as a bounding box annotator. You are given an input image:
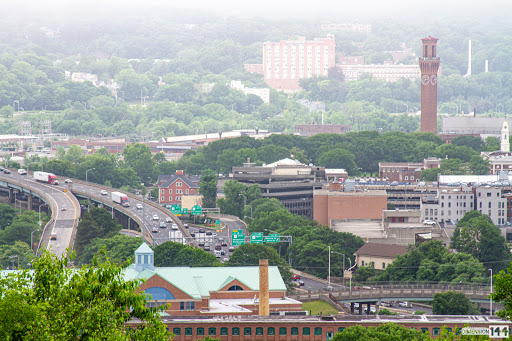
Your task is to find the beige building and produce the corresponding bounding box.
[313,190,388,227]
[354,243,409,270]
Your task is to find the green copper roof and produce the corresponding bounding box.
[123,265,285,299]
[135,242,153,254]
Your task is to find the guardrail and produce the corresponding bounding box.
[291,284,491,303]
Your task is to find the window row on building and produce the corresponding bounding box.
[171,326,326,337]
[160,189,188,194]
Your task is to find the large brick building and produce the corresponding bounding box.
[263,35,336,92]
[379,157,440,182]
[313,189,388,227]
[157,170,199,205]
[128,243,301,316]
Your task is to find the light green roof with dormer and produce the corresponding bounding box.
[123,265,285,299]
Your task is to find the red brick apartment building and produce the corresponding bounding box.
[157,170,199,205]
[379,158,440,182]
[263,35,336,92]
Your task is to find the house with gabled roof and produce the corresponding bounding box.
[125,243,302,315]
[157,170,200,205]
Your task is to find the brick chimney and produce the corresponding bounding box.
[259,259,269,315]
[176,170,184,175]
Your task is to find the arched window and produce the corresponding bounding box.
[227,285,244,291]
[432,46,435,57]
[144,287,175,300]
[424,45,428,57]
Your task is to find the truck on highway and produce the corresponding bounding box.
[34,171,59,185]
[111,191,130,207]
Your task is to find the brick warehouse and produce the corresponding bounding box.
[125,244,302,316]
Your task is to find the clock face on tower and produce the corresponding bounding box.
[421,75,430,85]
[431,75,437,85]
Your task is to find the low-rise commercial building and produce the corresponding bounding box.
[354,243,409,270]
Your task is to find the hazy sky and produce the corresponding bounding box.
[3,0,512,20]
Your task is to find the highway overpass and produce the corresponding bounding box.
[0,171,194,258]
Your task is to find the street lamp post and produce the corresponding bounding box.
[328,246,331,290]
[30,229,38,253]
[331,250,346,286]
[489,268,493,316]
[86,168,96,184]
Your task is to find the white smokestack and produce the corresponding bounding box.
[465,40,472,78]
[485,60,488,73]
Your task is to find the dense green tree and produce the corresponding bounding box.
[199,169,218,208]
[0,250,170,340]
[420,167,443,181]
[74,212,104,257]
[79,235,143,265]
[432,291,481,315]
[469,155,490,175]
[333,323,430,341]
[217,180,247,218]
[317,148,358,175]
[227,243,292,286]
[453,211,509,271]
[123,143,155,182]
[173,247,222,267]
[0,204,16,230]
[153,241,188,267]
[0,241,34,269]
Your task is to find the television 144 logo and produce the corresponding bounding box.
[489,325,510,338]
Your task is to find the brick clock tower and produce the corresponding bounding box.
[419,36,440,134]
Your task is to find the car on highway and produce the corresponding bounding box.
[3,169,10,174]
[166,217,173,223]
[171,223,178,230]
[50,233,57,240]
[64,179,72,183]
[17,169,27,175]
[159,222,166,228]
[220,250,225,255]
[398,301,409,308]
[101,190,108,196]
[206,231,213,236]
[190,233,195,237]
[0,167,4,171]
[152,215,159,220]
[215,245,222,251]
[183,223,189,228]
[228,246,235,252]
[204,245,210,251]
[61,205,67,211]
[198,241,205,246]
[136,204,142,209]
[199,228,205,233]
[152,226,158,233]
[221,242,228,247]
[222,257,229,262]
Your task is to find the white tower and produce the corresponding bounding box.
[501,121,510,153]
[464,40,472,78]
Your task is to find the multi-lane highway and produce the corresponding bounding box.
[0,171,249,262]
[0,171,80,258]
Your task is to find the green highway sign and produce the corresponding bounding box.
[191,205,202,215]
[171,205,182,216]
[251,232,264,244]
[265,234,280,243]
[232,232,245,246]
[182,208,188,214]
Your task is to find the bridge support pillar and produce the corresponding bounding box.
[376,300,381,314]
[128,217,131,230]
[8,188,13,203]
[28,193,33,210]
[358,303,362,315]
[366,302,371,315]
[350,303,354,313]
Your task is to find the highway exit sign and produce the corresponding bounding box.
[250,232,264,244]
[265,234,280,243]
[171,205,181,216]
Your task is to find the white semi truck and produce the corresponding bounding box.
[111,191,130,207]
[34,171,59,185]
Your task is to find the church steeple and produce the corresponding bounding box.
[134,243,154,272]
[501,121,510,153]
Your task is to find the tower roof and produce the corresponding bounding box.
[135,242,153,254]
[422,36,438,41]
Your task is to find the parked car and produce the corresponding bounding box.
[292,274,301,280]
[423,219,436,225]
[152,215,159,220]
[159,222,166,228]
